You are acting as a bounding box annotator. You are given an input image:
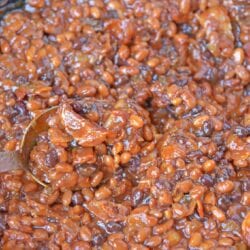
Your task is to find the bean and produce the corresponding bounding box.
[55,162,73,173]
[55,172,78,190]
[79,226,92,242]
[0,0,248,248]
[72,241,91,250]
[119,66,139,76]
[153,219,174,235]
[165,229,181,246]
[47,190,60,205]
[147,57,160,68]
[241,192,250,206]
[176,180,193,193]
[62,190,72,206]
[193,115,210,128]
[95,186,112,200]
[211,206,226,222]
[111,239,128,250]
[218,237,234,246]
[180,0,191,14]
[215,180,235,194]
[76,85,96,97]
[91,171,104,187]
[120,152,131,164]
[134,49,149,62]
[28,0,45,8]
[135,227,151,243]
[33,229,48,241]
[103,155,115,170]
[129,115,144,128]
[90,7,101,19]
[189,232,202,247]
[81,189,94,202]
[102,71,114,85]
[202,159,216,173]
[118,45,130,60]
[144,236,162,247]
[233,48,245,64]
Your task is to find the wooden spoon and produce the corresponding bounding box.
[0,106,58,187]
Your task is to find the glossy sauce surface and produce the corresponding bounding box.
[0,0,249,249]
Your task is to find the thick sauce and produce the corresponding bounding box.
[0,0,249,249]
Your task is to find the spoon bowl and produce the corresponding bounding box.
[0,106,58,187]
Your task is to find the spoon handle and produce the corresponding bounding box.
[0,151,23,172]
